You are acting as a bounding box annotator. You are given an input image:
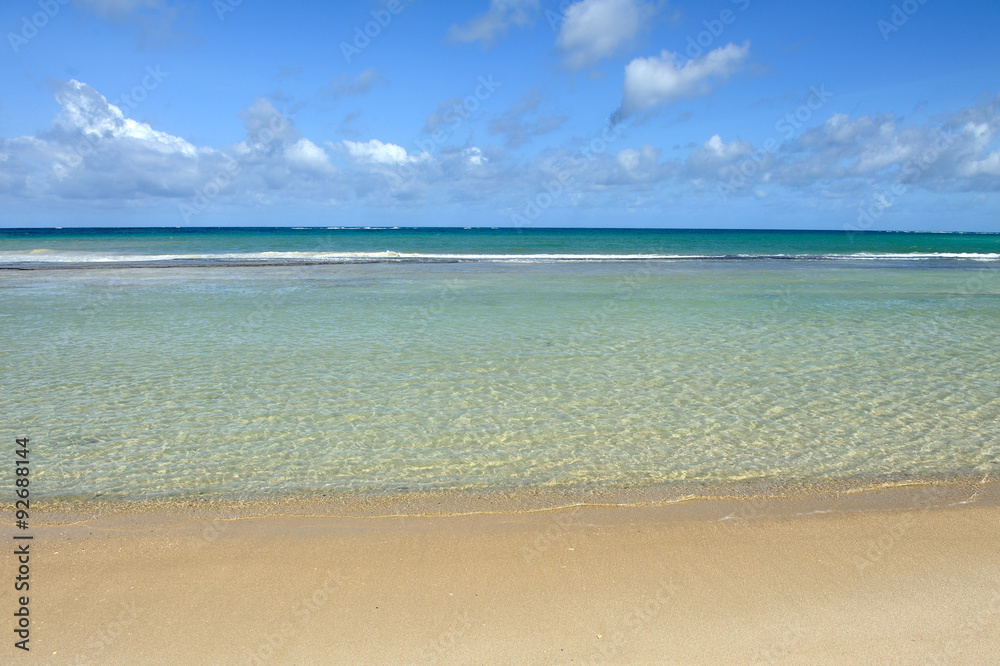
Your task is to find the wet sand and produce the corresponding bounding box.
[11,483,1000,664]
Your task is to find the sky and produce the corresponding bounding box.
[1,0,998,230]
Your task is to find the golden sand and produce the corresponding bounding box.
[11,483,1000,664]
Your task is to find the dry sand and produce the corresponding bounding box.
[8,483,1000,664]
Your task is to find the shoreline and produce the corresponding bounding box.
[33,476,1000,525]
[12,482,1000,664]
[4,254,1000,271]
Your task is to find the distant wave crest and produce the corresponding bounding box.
[2,250,1000,268]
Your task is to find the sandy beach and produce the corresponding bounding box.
[8,482,997,665]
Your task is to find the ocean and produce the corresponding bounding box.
[2,227,998,506]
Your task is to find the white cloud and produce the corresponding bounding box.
[612,144,665,183]
[781,113,950,184]
[51,79,197,157]
[685,134,753,177]
[693,96,1000,196]
[463,146,487,166]
[3,78,998,220]
[286,138,335,174]
[557,0,656,70]
[333,140,501,205]
[231,99,337,181]
[31,79,202,198]
[447,0,539,47]
[0,81,341,204]
[0,80,497,209]
[617,41,749,118]
[702,134,751,160]
[339,139,421,166]
[962,151,1000,177]
[615,147,643,171]
[952,121,1000,178]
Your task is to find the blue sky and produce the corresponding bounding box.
[1,0,998,229]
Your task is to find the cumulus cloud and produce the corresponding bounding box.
[685,134,754,181]
[0,78,514,211]
[517,94,1000,212]
[0,80,483,210]
[285,139,335,173]
[488,89,567,148]
[690,96,1000,197]
[49,79,196,158]
[232,98,336,185]
[557,0,657,70]
[0,81,339,205]
[962,151,1000,177]
[3,78,998,221]
[518,140,676,210]
[447,0,539,47]
[616,41,749,120]
[31,79,201,199]
[611,144,670,184]
[339,139,422,166]
[333,139,499,205]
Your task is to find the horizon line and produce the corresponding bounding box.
[1,226,997,234]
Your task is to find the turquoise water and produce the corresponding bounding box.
[1,229,999,503]
[2,227,999,264]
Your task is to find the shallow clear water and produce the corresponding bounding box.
[1,230,999,503]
